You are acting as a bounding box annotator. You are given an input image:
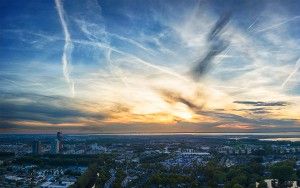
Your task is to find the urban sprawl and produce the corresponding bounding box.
[0,133,300,188]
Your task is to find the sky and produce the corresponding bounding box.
[1,0,300,133]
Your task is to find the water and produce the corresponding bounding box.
[259,138,300,142]
[74,132,300,136]
[69,132,300,142]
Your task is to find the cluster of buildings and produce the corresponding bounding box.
[32,132,63,155]
[30,132,110,155]
[0,165,86,188]
[63,143,108,155]
[0,134,300,187]
[271,144,300,154]
[217,144,261,155]
[0,143,31,156]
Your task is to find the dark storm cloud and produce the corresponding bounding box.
[234,100,290,107]
[190,12,231,79]
[0,92,106,124]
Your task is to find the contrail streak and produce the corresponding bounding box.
[132,56,190,82]
[108,33,155,55]
[247,18,258,31]
[106,48,129,87]
[281,58,300,88]
[255,16,300,33]
[70,39,189,82]
[55,0,75,97]
[13,28,186,83]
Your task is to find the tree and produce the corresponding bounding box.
[203,161,226,187]
[233,183,244,188]
[231,174,247,186]
[296,169,300,187]
[247,183,256,188]
[297,169,300,178]
[271,162,296,187]
[257,180,267,188]
[71,163,98,188]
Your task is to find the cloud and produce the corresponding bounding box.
[55,0,75,97]
[157,89,203,111]
[1,0,300,133]
[190,12,231,80]
[216,123,254,130]
[234,100,290,107]
[281,57,300,88]
[0,92,106,124]
[200,110,299,129]
[255,16,300,33]
[237,107,271,115]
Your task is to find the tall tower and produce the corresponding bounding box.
[57,132,63,153]
[32,141,41,155]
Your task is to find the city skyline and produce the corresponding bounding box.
[1,0,300,133]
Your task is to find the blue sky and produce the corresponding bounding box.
[1,0,300,133]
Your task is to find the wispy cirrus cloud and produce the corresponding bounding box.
[234,101,290,107]
[55,0,75,97]
[1,0,300,133]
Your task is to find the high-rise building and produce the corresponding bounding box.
[57,132,63,153]
[32,141,41,155]
[51,139,60,154]
[57,132,63,141]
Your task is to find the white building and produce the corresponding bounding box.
[256,179,299,188]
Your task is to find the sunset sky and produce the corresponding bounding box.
[1,0,300,133]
